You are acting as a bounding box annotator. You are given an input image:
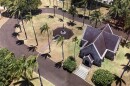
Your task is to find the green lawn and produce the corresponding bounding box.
[16,13,83,62]
[86,45,130,86]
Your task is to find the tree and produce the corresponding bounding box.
[14,55,38,86]
[57,36,65,61]
[0,49,16,86]
[72,36,79,59]
[0,48,38,86]
[108,3,121,19]
[92,69,114,86]
[40,23,51,53]
[90,10,102,28]
[25,12,38,46]
[0,0,41,40]
[68,5,78,22]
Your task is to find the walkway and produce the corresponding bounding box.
[0,8,92,86]
[74,64,90,80]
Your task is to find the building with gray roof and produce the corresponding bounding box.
[79,24,121,67]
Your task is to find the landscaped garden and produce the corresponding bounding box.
[0,0,130,86]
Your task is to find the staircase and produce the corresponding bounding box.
[73,64,90,80]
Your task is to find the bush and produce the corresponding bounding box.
[92,69,114,86]
[126,42,130,48]
[63,56,77,73]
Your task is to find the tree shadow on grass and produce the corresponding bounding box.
[114,74,126,86]
[31,9,42,16]
[13,76,38,86]
[67,21,76,26]
[58,18,63,22]
[120,53,130,80]
[44,6,49,8]
[55,61,63,68]
[78,14,83,18]
[120,39,127,48]
[48,15,54,18]
[76,26,83,30]
[28,45,37,52]
[40,53,51,59]
[16,40,24,45]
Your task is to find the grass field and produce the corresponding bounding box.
[16,13,83,64]
[86,46,130,86]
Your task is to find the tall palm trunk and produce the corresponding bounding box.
[61,41,64,61]
[95,19,98,28]
[53,6,56,16]
[21,17,27,40]
[88,0,92,17]
[38,68,43,86]
[74,41,76,59]
[31,20,38,46]
[83,2,87,26]
[62,1,65,20]
[72,14,75,22]
[17,19,22,32]
[47,29,51,53]
[66,0,69,10]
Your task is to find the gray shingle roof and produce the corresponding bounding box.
[81,24,121,59]
[82,26,101,44]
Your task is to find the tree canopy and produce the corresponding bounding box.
[92,69,114,86]
[0,48,37,86]
[0,0,42,17]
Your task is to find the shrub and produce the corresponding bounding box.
[92,69,114,86]
[126,42,130,48]
[63,56,77,73]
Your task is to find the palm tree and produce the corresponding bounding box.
[14,55,38,86]
[90,10,102,28]
[108,1,121,19]
[8,1,27,39]
[68,5,78,22]
[57,36,65,61]
[40,23,51,53]
[62,0,65,20]
[72,36,78,59]
[25,12,38,46]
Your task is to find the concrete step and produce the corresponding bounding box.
[73,64,90,80]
